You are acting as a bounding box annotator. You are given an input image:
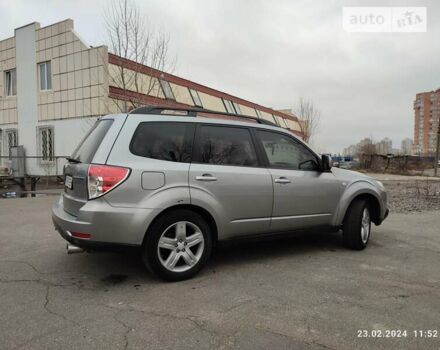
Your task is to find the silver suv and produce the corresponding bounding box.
[52,106,388,281]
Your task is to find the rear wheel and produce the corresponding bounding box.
[143,209,212,281]
[342,199,371,250]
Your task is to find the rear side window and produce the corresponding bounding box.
[72,119,113,163]
[195,125,258,167]
[130,122,195,163]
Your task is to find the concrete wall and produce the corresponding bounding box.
[15,23,39,175]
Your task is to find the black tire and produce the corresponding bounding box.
[342,199,371,250]
[142,209,213,282]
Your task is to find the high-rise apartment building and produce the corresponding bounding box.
[413,89,440,155]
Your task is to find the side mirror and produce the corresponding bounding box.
[321,155,332,172]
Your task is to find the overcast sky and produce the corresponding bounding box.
[1,0,439,153]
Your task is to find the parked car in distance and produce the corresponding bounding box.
[52,106,388,281]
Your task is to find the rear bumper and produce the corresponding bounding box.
[52,195,161,247]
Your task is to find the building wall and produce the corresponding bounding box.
[108,63,163,100]
[15,23,39,175]
[36,20,109,121]
[0,37,17,124]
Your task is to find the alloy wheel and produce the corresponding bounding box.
[360,208,371,244]
[157,221,205,272]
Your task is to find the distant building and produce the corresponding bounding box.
[343,137,398,156]
[375,137,392,155]
[0,19,302,176]
[413,89,440,155]
[342,144,357,157]
[401,138,413,155]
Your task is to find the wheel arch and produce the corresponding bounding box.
[142,204,218,247]
[343,193,382,225]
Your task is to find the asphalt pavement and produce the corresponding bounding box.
[0,196,439,349]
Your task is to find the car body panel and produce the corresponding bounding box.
[330,167,388,226]
[269,169,344,231]
[189,163,273,239]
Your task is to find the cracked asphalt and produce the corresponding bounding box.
[1,196,439,350]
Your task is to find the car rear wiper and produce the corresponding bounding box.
[66,156,81,163]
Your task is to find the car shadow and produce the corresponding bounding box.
[61,229,344,286]
[209,229,343,268]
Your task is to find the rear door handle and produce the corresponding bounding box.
[274,177,291,184]
[196,174,217,182]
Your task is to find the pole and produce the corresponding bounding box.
[435,127,440,177]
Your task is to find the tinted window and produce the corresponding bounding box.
[130,122,194,162]
[196,126,258,167]
[257,130,318,170]
[72,119,113,163]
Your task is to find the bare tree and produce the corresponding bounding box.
[104,0,175,112]
[294,97,320,143]
[358,137,376,169]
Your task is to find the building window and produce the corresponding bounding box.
[38,61,52,91]
[189,88,203,107]
[5,69,17,96]
[278,117,289,128]
[271,114,280,125]
[5,129,18,159]
[222,99,235,114]
[232,102,241,114]
[159,79,175,100]
[39,127,54,162]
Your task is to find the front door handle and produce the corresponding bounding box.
[274,177,291,184]
[196,174,217,182]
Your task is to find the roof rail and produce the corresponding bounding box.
[129,105,278,126]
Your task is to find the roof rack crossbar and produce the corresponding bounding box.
[129,105,278,126]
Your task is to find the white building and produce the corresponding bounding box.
[400,138,413,155]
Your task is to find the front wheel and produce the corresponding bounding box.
[342,199,371,250]
[143,209,213,281]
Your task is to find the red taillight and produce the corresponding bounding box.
[88,164,130,199]
[71,232,92,239]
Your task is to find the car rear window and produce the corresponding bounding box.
[71,119,113,163]
[130,122,195,163]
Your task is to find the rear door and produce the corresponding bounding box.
[189,124,273,238]
[63,118,116,216]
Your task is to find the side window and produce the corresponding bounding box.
[257,130,318,171]
[130,122,194,163]
[196,125,258,167]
